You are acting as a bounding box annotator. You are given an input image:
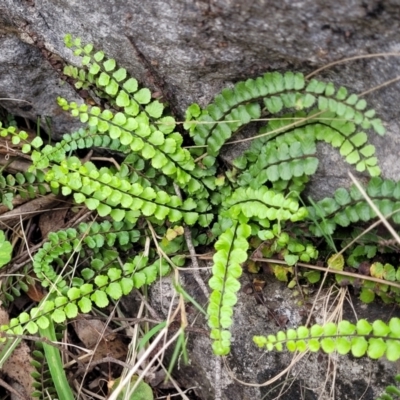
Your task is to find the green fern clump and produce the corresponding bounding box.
[1,219,170,336]
[58,35,206,196]
[0,34,394,369]
[191,71,385,181]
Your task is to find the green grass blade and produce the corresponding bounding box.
[137,321,167,352]
[39,319,74,400]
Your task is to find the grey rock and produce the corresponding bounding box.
[0,33,83,138]
[1,1,400,398]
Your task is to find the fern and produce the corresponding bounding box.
[0,122,43,154]
[236,130,318,190]
[31,345,57,398]
[308,177,400,236]
[44,155,199,224]
[0,35,396,373]
[0,170,50,207]
[1,219,170,335]
[222,186,308,223]
[208,222,251,355]
[254,318,400,361]
[58,35,206,197]
[190,71,384,178]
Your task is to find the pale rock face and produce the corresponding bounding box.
[1,1,400,398]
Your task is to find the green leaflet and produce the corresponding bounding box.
[0,231,12,268]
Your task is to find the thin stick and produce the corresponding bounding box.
[348,172,400,246]
[225,110,326,145]
[214,355,222,400]
[195,254,400,290]
[0,98,32,104]
[0,376,28,400]
[305,52,400,79]
[358,75,400,97]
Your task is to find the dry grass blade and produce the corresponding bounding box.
[108,326,182,400]
[0,156,32,173]
[348,172,400,246]
[306,52,400,79]
[225,109,326,145]
[0,194,62,226]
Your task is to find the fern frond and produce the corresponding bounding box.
[0,122,43,154]
[222,186,308,226]
[237,110,382,193]
[192,71,385,178]
[31,126,131,169]
[2,273,30,304]
[187,72,385,170]
[254,318,400,361]
[61,36,207,198]
[33,220,141,291]
[3,249,170,336]
[56,98,206,195]
[31,346,57,398]
[376,374,400,400]
[30,325,69,399]
[190,72,305,158]
[208,222,251,355]
[43,156,202,225]
[236,133,318,189]
[0,170,49,210]
[308,177,400,236]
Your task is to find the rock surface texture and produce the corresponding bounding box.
[1,1,400,399]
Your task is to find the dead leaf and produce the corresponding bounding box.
[3,344,35,398]
[246,260,260,273]
[165,226,184,241]
[25,274,46,302]
[0,307,34,399]
[253,278,266,292]
[327,253,344,271]
[0,194,62,227]
[73,318,127,363]
[39,203,69,238]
